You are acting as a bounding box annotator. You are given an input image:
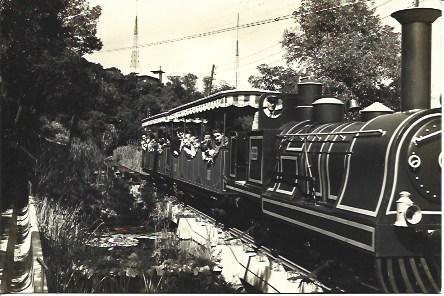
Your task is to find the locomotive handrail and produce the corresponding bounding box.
[412,130,441,145]
[273,171,316,182]
[278,129,385,139]
[288,139,351,144]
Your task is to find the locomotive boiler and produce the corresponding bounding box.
[141,7,441,292]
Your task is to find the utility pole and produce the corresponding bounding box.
[151,66,165,84]
[235,13,240,88]
[0,12,3,213]
[208,64,215,95]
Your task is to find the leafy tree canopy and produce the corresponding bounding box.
[1,0,103,139]
[248,64,299,93]
[282,0,401,109]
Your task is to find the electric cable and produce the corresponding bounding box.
[97,0,364,54]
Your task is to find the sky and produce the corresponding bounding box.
[85,0,442,104]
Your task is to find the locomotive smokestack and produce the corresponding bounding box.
[298,80,322,105]
[391,8,441,111]
[294,80,322,121]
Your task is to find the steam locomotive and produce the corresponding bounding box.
[141,8,441,292]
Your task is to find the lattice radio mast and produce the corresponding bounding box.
[130,0,140,73]
[235,13,240,88]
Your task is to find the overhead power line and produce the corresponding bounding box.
[98,0,363,54]
[219,48,286,71]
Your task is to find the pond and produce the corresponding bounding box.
[39,207,237,293]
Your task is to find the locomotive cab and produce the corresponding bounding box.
[225,81,323,212]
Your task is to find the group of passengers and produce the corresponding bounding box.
[140,132,170,154]
[141,127,227,164]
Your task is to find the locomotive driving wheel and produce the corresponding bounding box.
[375,256,441,293]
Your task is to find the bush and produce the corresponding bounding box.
[112,145,142,173]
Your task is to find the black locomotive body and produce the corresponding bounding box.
[141,8,441,292]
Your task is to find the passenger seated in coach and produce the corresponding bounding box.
[212,129,228,147]
[147,132,158,152]
[201,130,217,165]
[200,131,214,151]
[156,128,170,154]
[171,129,183,156]
[140,134,148,151]
[181,129,199,159]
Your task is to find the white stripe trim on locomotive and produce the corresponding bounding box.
[248,136,264,184]
[317,123,351,200]
[284,121,311,152]
[336,113,417,216]
[267,183,278,191]
[275,156,298,195]
[280,120,310,136]
[226,185,261,198]
[262,198,375,252]
[305,124,335,194]
[386,113,441,215]
[326,123,358,200]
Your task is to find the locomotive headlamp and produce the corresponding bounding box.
[394,191,422,227]
[404,204,422,225]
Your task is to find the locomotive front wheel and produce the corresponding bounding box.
[376,256,441,293]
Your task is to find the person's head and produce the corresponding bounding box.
[213,130,223,142]
[266,96,279,111]
[141,134,147,140]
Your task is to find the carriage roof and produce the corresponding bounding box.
[141,88,278,127]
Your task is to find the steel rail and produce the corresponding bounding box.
[182,204,333,292]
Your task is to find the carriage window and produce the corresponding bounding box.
[263,96,283,118]
[250,146,258,160]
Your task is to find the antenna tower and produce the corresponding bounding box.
[130,0,140,73]
[235,13,240,88]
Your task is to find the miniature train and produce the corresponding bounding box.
[140,8,441,292]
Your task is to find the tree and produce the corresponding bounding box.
[166,73,202,104]
[62,0,102,55]
[1,0,102,208]
[281,0,400,109]
[248,64,300,92]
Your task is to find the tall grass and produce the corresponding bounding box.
[112,145,142,172]
[35,196,101,292]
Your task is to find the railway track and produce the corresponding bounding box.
[175,203,335,293]
[173,198,381,293]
